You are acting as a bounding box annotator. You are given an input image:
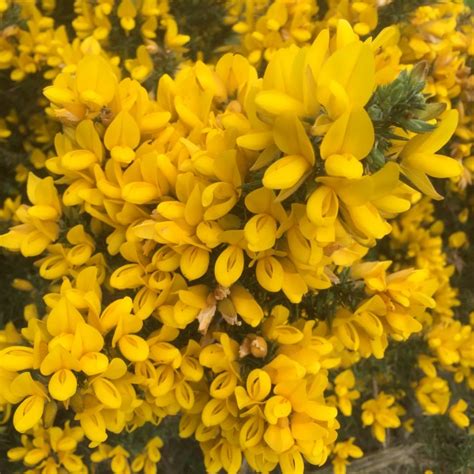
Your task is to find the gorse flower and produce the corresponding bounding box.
[7,423,87,473]
[0,0,472,473]
[330,369,360,416]
[331,437,363,474]
[361,392,403,443]
[0,173,61,256]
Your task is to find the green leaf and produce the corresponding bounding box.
[400,118,436,133]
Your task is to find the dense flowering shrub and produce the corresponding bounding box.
[0,1,472,473]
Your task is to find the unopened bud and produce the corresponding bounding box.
[250,336,268,359]
[43,400,58,428]
[12,278,34,292]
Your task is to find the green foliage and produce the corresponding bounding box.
[94,419,205,474]
[365,64,438,171]
[170,0,233,60]
[413,415,474,473]
[341,337,474,473]
[436,186,474,322]
[0,3,25,30]
[0,72,49,200]
[375,0,434,34]
[50,0,75,35]
[142,49,179,91]
[107,6,150,60]
[155,420,205,474]
[304,268,367,323]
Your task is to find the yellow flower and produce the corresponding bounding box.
[448,231,467,248]
[321,106,374,178]
[400,110,462,198]
[361,392,402,443]
[318,38,375,118]
[8,372,48,433]
[449,399,470,429]
[215,245,245,287]
[49,369,77,401]
[0,173,61,256]
[332,437,363,474]
[125,45,154,82]
[100,297,149,361]
[0,3,470,471]
[333,370,360,416]
[415,376,450,415]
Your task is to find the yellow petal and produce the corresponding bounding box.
[246,369,272,401]
[372,195,411,214]
[79,411,107,443]
[255,90,305,116]
[49,369,77,401]
[76,55,117,108]
[318,42,375,115]
[304,402,338,421]
[230,285,264,327]
[240,415,265,448]
[274,114,315,164]
[202,398,229,427]
[80,352,109,376]
[345,203,391,240]
[175,380,195,410]
[321,107,374,160]
[263,155,311,190]
[110,263,145,290]
[306,185,339,226]
[122,182,159,204]
[20,230,53,257]
[282,270,308,304]
[449,400,469,429]
[210,371,238,400]
[76,322,104,354]
[400,165,443,200]
[0,346,34,371]
[256,257,284,293]
[118,335,149,362]
[237,131,274,151]
[279,449,304,474]
[386,311,422,334]
[180,246,210,281]
[92,378,122,409]
[149,365,175,397]
[244,214,277,252]
[335,321,359,350]
[325,154,363,178]
[43,86,77,106]
[402,153,462,178]
[264,424,294,454]
[273,326,304,345]
[111,146,135,164]
[337,162,400,206]
[401,109,458,157]
[264,396,292,424]
[13,395,45,433]
[61,150,97,171]
[104,111,140,150]
[215,245,244,288]
[140,111,171,134]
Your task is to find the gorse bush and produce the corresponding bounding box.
[0,1,472,474]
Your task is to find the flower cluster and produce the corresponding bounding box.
[399,0,474,189]
[0,1,472,473]
[7,423,87,473]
